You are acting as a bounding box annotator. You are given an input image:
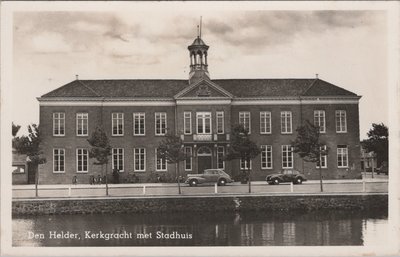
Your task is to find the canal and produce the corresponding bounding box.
[13,209,388,246]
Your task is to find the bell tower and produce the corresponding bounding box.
[188,18,210,85]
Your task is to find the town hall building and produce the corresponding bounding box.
[37,34,362,184]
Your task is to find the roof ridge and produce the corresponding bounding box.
[78,80,101,97]
[301,78,319,96]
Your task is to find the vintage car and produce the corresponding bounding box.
[185,169,233,186]
[266,169,307,185]
[376,161,388,175]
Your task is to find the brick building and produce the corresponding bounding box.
[37,35,362,184]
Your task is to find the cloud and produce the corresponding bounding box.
[31,32,71,53]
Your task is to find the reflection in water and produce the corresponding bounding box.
[13,209,387,247]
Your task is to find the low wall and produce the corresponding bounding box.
[12,194,388,216]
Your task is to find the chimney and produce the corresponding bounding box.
[75,74,79,80]
[315,73,319,79]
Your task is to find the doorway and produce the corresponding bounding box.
[197,146,212,174]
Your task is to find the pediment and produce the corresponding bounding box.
[174,79,233,99]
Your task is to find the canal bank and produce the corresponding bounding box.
[12,193,388,216]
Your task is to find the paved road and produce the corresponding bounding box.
[13,179,388,198]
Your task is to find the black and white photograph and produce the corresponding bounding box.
[1,1,399,256]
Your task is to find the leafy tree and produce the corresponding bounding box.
[361,123,388,167]
[158,132,187,194]
[226,124,261,193]
[291,120,328,192]
[13,124,46,197]
[87,126,112,195]
[12,122,21,138]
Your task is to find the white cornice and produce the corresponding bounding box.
[176,99,232,105]
[38,97,176,106]
[232,96,361,105]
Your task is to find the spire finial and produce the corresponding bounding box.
[200,16,202,38]
[197,25,199,38]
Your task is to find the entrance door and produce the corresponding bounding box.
[197,146,212,174]
[27,163,36,184]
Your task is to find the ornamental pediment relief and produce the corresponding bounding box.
[175,80,232,99]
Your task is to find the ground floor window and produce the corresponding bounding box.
[134,148,146,171]
[76,148,89,173]
[156,148,167,171]
[217,146,225,169]
[261,145,273,169]
[112,148,124,172]
[53,148,65,173]
[240,159,252,170]
[316,145,327,168]
[282,145,293,168]
[185,147,192,171]
[337,145,348,168]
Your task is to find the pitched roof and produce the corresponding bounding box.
[40,78,358,98]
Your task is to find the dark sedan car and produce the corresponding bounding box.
[266,169,307,185]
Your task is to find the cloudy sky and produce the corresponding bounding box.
[11,8,388,139]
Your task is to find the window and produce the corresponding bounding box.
[184,112,192,135]
[133,113,145,136]
[53,112,65,136]
[185,147,192,171]
[317,145,327,168]
[155,149,167,171]
[12,165,25,173]
[239,112,251,133]
[53,148,65,173]
[281,111,292,134]
[76,113,88,136]
[260,112,272,134]
[217,146,225,169]
[112,113,124,136]
[261,145,273,169]
[155,112,167,136]
[282,145,294,168]
[216,111,224,134]
[112,148,124,172]
[314,110,326,133]
[337,145,348,168]
[76,148,89,173]
[134,148,146,171]
[336,110,347,133]
[197,112,212,134]
[240,159,252,170]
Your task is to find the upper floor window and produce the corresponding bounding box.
[112,113,124,136]
[133,113,145,136]
[336,110,347,133]
[112,148,124,172]
[134,148,146,172]
[216,111,224,134]
[76,113,88,136]
[53,148,65,173]
[53,112,65,136]
[261,145,273,169]
[317,145,327,168]
[155,112,167,136]
[260,111,272,134]
[217,146,225,169]
[239,112,251,133]
[156,148,167,171]
[184,112,192,135]
[337,145,348,168]
[197,112,211,134]
[282,145,294,168]
[281,111,292,134]
[314,110,326,133]
[76,148,88,173]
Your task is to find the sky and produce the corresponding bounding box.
[11,9,388,139]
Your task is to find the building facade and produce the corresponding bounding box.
[37,35,362,184]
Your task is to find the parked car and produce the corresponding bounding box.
[266,169,307,185]
[185,169,233,186]
[376,161,388,175]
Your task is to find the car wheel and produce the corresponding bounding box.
[273,178,280,185]
[189,179,198,187]
[296,177,303,184]
[218,178,227,186]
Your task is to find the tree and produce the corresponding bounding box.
[13,124,46,197]
[158,132,187,194]
[226,124,261,193]
[87,126,112,195]
[291,120,328,192]
[12,122,21,138]
[361,123,388,167]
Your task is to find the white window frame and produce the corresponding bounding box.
[53,112,65,136]
[316,145,328,168]
[76,148,89,173]
[184,147,192,171]
[76,113,89,136]
[196,112,212,135]
[336,110,347,133]
[112,148,124,172]
[314,110,326,133]
[239,112,251,133]
[261,145,273,169]
[282,145,294,169]
[133,113,146,136]
[155,148,167,171]
[184,112,192,135]
[240,159,252,170]
[217,146,225,169]
[337,146,349,168]
[53,148,65,173]
[112,113,124,136]
[155,112,167,136]
[216,111,224,134]
[134,148,146,172]
[280,111,292,134]
[260,111,272,134]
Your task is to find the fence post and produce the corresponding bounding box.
[143,185,146,195]
[215,183,218,194]
[290,182,294,193]
[363,180,366,192]
[68,186,71,197]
